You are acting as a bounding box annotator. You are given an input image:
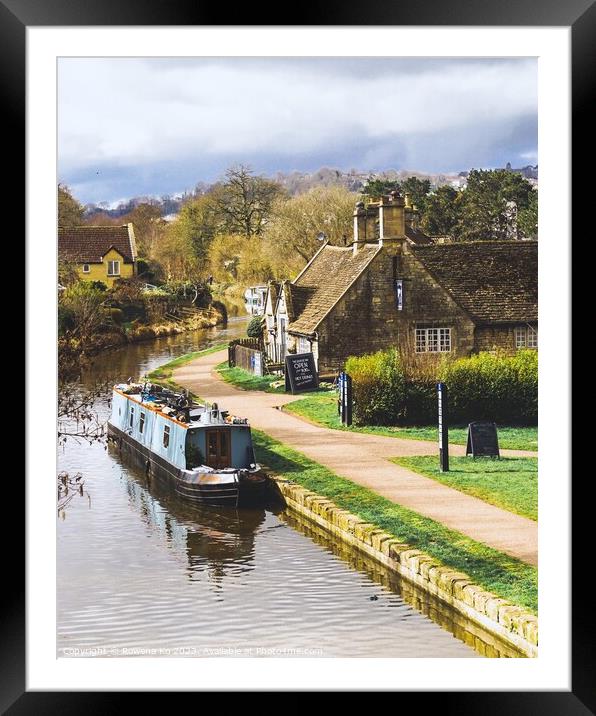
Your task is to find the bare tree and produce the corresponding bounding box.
[58,381,109,447]
[211,165,283,237]
[57,380,111,514]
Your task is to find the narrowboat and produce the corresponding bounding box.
[107,381,271,506]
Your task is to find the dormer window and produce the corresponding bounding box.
[107,260,121,276]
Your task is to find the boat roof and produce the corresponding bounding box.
[113,383,250,429]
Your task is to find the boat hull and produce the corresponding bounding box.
[107,423,271,507]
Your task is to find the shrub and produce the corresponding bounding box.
[440,350,537,424]
[58,305,75,335]
[346,348,407,425]
[61,282,106,338]
[346,348,538,427]
[90,280,108,292]
[247,316,263,339]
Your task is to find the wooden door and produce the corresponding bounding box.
[205,429,231,469]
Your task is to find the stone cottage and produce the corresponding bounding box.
[264,191,537,376]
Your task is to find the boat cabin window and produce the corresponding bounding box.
[163,425,170,448]
[185,429,205,469]
[129,407,134,427]
[139,412,145,434]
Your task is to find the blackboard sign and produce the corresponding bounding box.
[285,352,319,394]
[466,421,500,458]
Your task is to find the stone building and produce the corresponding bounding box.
[264,191,537,375]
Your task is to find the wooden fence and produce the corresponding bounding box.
[228,339,266,376]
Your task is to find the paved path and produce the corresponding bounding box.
[174,350,538,566]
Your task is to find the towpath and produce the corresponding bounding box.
[174,350,537,566]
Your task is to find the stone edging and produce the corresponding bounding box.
[273,477,538,658]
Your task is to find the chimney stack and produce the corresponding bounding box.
[379,190,406,241]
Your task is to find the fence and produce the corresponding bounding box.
[228,339,266,376]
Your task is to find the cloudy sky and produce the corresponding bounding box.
[58,57,537,205]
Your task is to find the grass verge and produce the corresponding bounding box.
[253,429,537,613]
[146,344,226,391]
[216,362,285,393]
[393,456,538,521]
[284,392,537,451]
[215,361,333,399]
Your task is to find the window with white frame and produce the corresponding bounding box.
[82,264,90,273]
[107,260,121,276]
[163,425,170,448]
[515,325,538,349]
[129,406,134,427]
[298,336,310,354]
[139,412,145,434]
[415,327,451,353]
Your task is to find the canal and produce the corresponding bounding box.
[57,317,513,658]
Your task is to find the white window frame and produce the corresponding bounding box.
[515,325,538,349]
[415,327,452,353]
[163,424,170,448]
[298,336,310,354]
[107,259,121,276]
[82,263,90,273]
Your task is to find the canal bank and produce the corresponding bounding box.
[170,348,538,657]
[58,320,494,659]
[274,477,536,657]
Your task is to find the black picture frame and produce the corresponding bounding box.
[13,0,586,708]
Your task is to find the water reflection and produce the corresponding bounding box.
[114,442,268,583]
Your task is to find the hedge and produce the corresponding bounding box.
[346,349,537,426]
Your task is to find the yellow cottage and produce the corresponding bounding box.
[58,223,137,287]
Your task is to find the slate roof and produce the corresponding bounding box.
[410,240,538,324]
[405,225,434,245]
[58,225,137,264]
[288,243,381,334]
[284,282,313,323]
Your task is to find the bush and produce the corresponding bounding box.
[60,282,106,338]
[90,280,108,291]
[346,349,408,425]
[346,348,538,426]
[58,305,75,335]
[440,350,537,424]
[247,316,263,339]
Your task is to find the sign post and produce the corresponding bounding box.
[284,353,319,394]
[437,382,449,472]
[339,371,353,426]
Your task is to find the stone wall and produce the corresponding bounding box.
[274,477,537,658]
[316,239,476,374]
[475,324,538,354]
